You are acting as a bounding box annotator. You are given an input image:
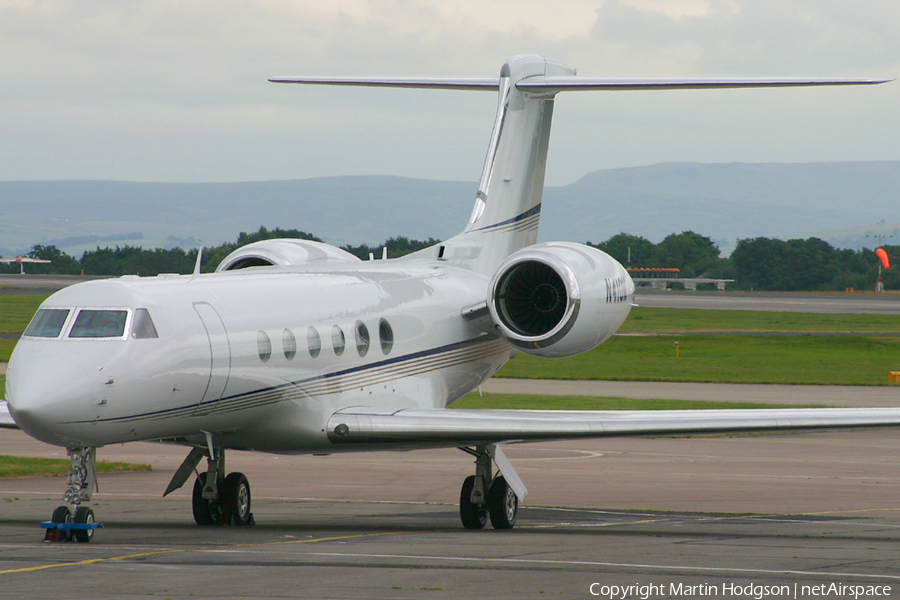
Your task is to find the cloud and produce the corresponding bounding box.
[0,0,896,183]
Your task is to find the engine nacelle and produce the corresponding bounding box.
[487,242,634,358]
[216,239,361,272]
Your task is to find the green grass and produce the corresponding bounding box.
[450,393,823,410]
[0,295,45,364]
[0,455,151,479]
[620,306,900,333]
[0,295,47,333]
[0,340,15,363]
[497,334,900,386]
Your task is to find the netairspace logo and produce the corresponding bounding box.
[588,582,893,600]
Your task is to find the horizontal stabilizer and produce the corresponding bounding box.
[269,76,499,91]
[517,76,893,93]
[328,407,900,447]
[270,75,891,93]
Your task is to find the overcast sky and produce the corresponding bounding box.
[1,0,897,186]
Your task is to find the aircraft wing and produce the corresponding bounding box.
[0,401,18,429]
[327,407,900,448]
[0,258,51,263]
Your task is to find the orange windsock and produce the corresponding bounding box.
[876,248,890,269]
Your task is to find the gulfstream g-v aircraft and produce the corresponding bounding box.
[2,55,896,540]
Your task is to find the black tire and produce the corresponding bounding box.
[222,472,252,526]
[51,505,71,523]
[192,472,221,526]
[487,476,518,529]
[459,475,487,530]
[73,506,95,543]
[49,505,72,542]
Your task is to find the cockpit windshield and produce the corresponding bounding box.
[24,307,158,340]
[69,310,128,338]
[23,309,70,338]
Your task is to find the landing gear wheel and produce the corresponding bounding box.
[73,506,95,543]
[51,505,71,524]
[222,472,252,526]
[192,472,222,526]
[48,506,72,542]
[459,475,487,529]
[487,476,518,529]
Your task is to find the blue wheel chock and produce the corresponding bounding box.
[41,521,103,542]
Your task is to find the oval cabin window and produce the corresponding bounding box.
[332,325,345,356]
[258,330,272,363]
[283,328,296,360]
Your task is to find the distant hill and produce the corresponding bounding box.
[540,162,900,254]
[1,161,897,257]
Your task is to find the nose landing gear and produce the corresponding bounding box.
[42,447,102,542]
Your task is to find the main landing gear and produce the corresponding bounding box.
[43,447,101,542]
[458,444,524,530]
[165,439,254,527]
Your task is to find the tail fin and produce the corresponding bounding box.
[271,57,889,276]
[441,56,572,275]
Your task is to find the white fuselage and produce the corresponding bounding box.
[7,260,514,452]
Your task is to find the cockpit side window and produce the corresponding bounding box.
[69,310,128,338]
[24,309,70,338]
[131,308,159,339]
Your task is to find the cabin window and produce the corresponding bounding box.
[69,310,128,338]
[131,308,159,339]
[283,328,297,360]
[379,318,394,355]
[332,325,345,356]
[24,309,70,338]
[355,321,370,357]
[257,331,272,363]
[307,327,321,358]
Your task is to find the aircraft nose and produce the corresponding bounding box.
[6,354,97,445]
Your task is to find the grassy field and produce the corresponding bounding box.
[0,455,151,479]
[0,341,15,363]
[450,393,823,410]
[619,306,900,333]
[0,295,46,334]
[496,334,900,385]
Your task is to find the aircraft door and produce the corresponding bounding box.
[193,302,232,416]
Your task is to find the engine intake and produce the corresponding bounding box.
[487,242,633,358]
[494,259,576,338]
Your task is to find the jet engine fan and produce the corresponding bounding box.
[487,242,634,358]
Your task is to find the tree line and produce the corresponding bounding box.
[3,227,897,291]
[589,232,900,292]
[0,227,439,278]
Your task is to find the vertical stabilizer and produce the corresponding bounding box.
[439,55,573,275]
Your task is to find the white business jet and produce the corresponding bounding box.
[2,55,896,541]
